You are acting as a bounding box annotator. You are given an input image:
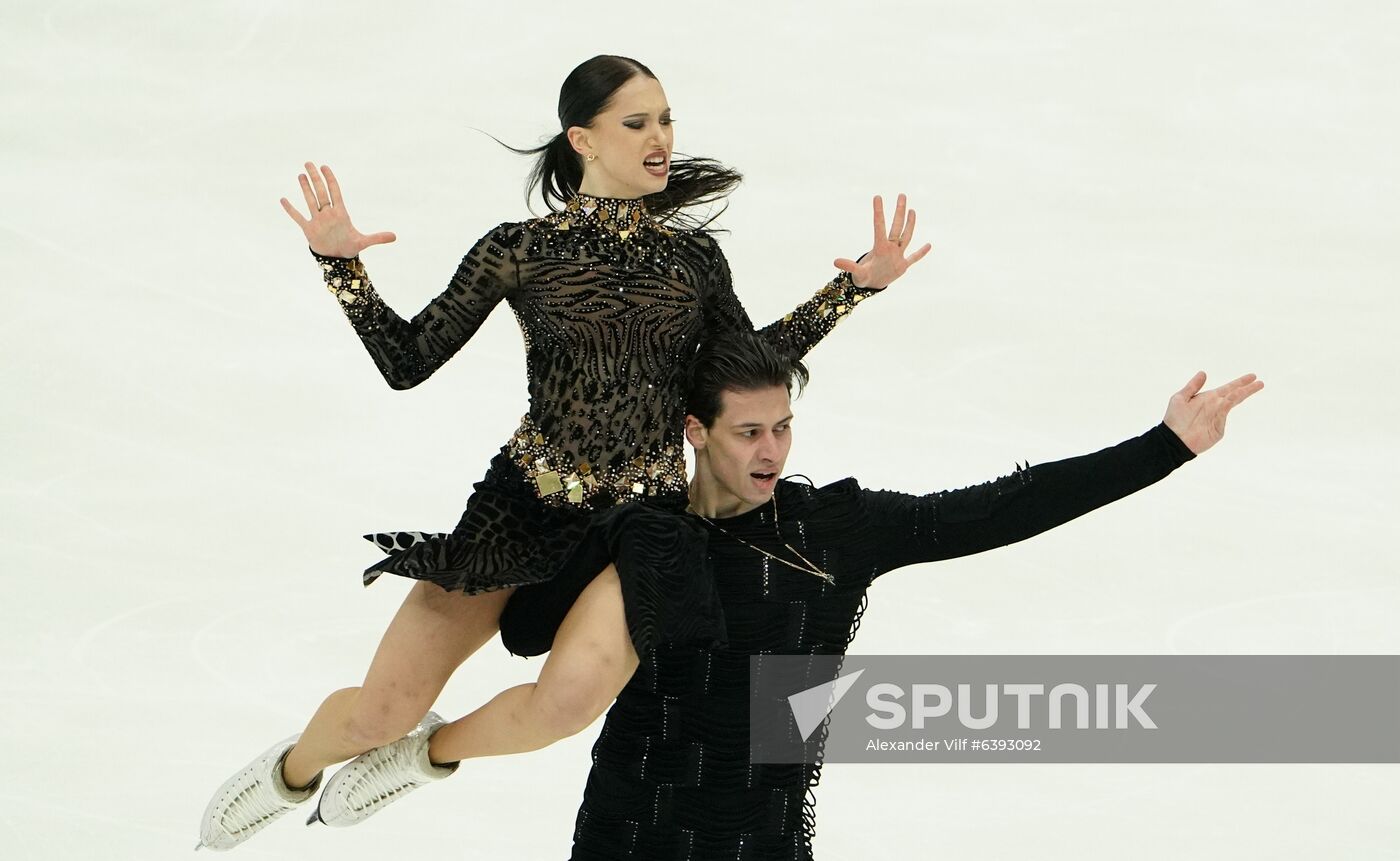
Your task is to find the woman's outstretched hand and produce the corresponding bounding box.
[279,162,397,259]
[1163,371,1265,455]
[834,193,933,290]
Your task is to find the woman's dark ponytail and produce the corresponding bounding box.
[493,131,579,213]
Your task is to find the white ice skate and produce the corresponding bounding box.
[197,733,321,851]
[308,711,458,828]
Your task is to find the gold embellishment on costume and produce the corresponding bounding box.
[807,273,874,325]
[548,194,658,242]
[506,414,687,507]
[320,256,370,307]
[535,470,563,496]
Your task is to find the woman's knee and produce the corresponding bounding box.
[342,689,430,750]
[532,673,614,739]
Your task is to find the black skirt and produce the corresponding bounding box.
[361,450,726,660]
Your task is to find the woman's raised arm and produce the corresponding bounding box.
[701,193,931,358]
[284,163,519,390]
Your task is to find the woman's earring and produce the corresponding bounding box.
[586,154,596,162]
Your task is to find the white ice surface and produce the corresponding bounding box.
[3,1,1398,858]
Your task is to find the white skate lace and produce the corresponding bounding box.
[220,776,296,836]
[344,743,429,812]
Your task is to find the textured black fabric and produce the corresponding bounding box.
[317,193,877,658]
[566,424,1195,859]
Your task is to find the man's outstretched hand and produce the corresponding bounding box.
[1163,372,1264,455]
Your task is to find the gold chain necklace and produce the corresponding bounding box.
[694,495,834,585]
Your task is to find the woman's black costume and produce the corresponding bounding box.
[313,193,877,656]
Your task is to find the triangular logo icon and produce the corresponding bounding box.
[788,668,866,741]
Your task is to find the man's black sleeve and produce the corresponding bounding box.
[857,423,1197,579]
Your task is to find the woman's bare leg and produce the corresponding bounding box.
[427,564,636,762]
[280,580,513,788]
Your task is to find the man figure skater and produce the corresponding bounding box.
[515,332,1262,858]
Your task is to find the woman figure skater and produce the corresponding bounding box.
[197,54,930,850]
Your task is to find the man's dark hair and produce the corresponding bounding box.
[686,333,810,428]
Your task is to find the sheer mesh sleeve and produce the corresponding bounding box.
[312,222,520,390]
[861,423,1197,577]
[700,240,879,360]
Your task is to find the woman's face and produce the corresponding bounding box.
[570,74,674,199]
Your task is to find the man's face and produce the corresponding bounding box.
[686,384,794,513]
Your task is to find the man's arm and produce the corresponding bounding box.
[858,372,1263,578]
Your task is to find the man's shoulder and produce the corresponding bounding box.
[775,475,867,515]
